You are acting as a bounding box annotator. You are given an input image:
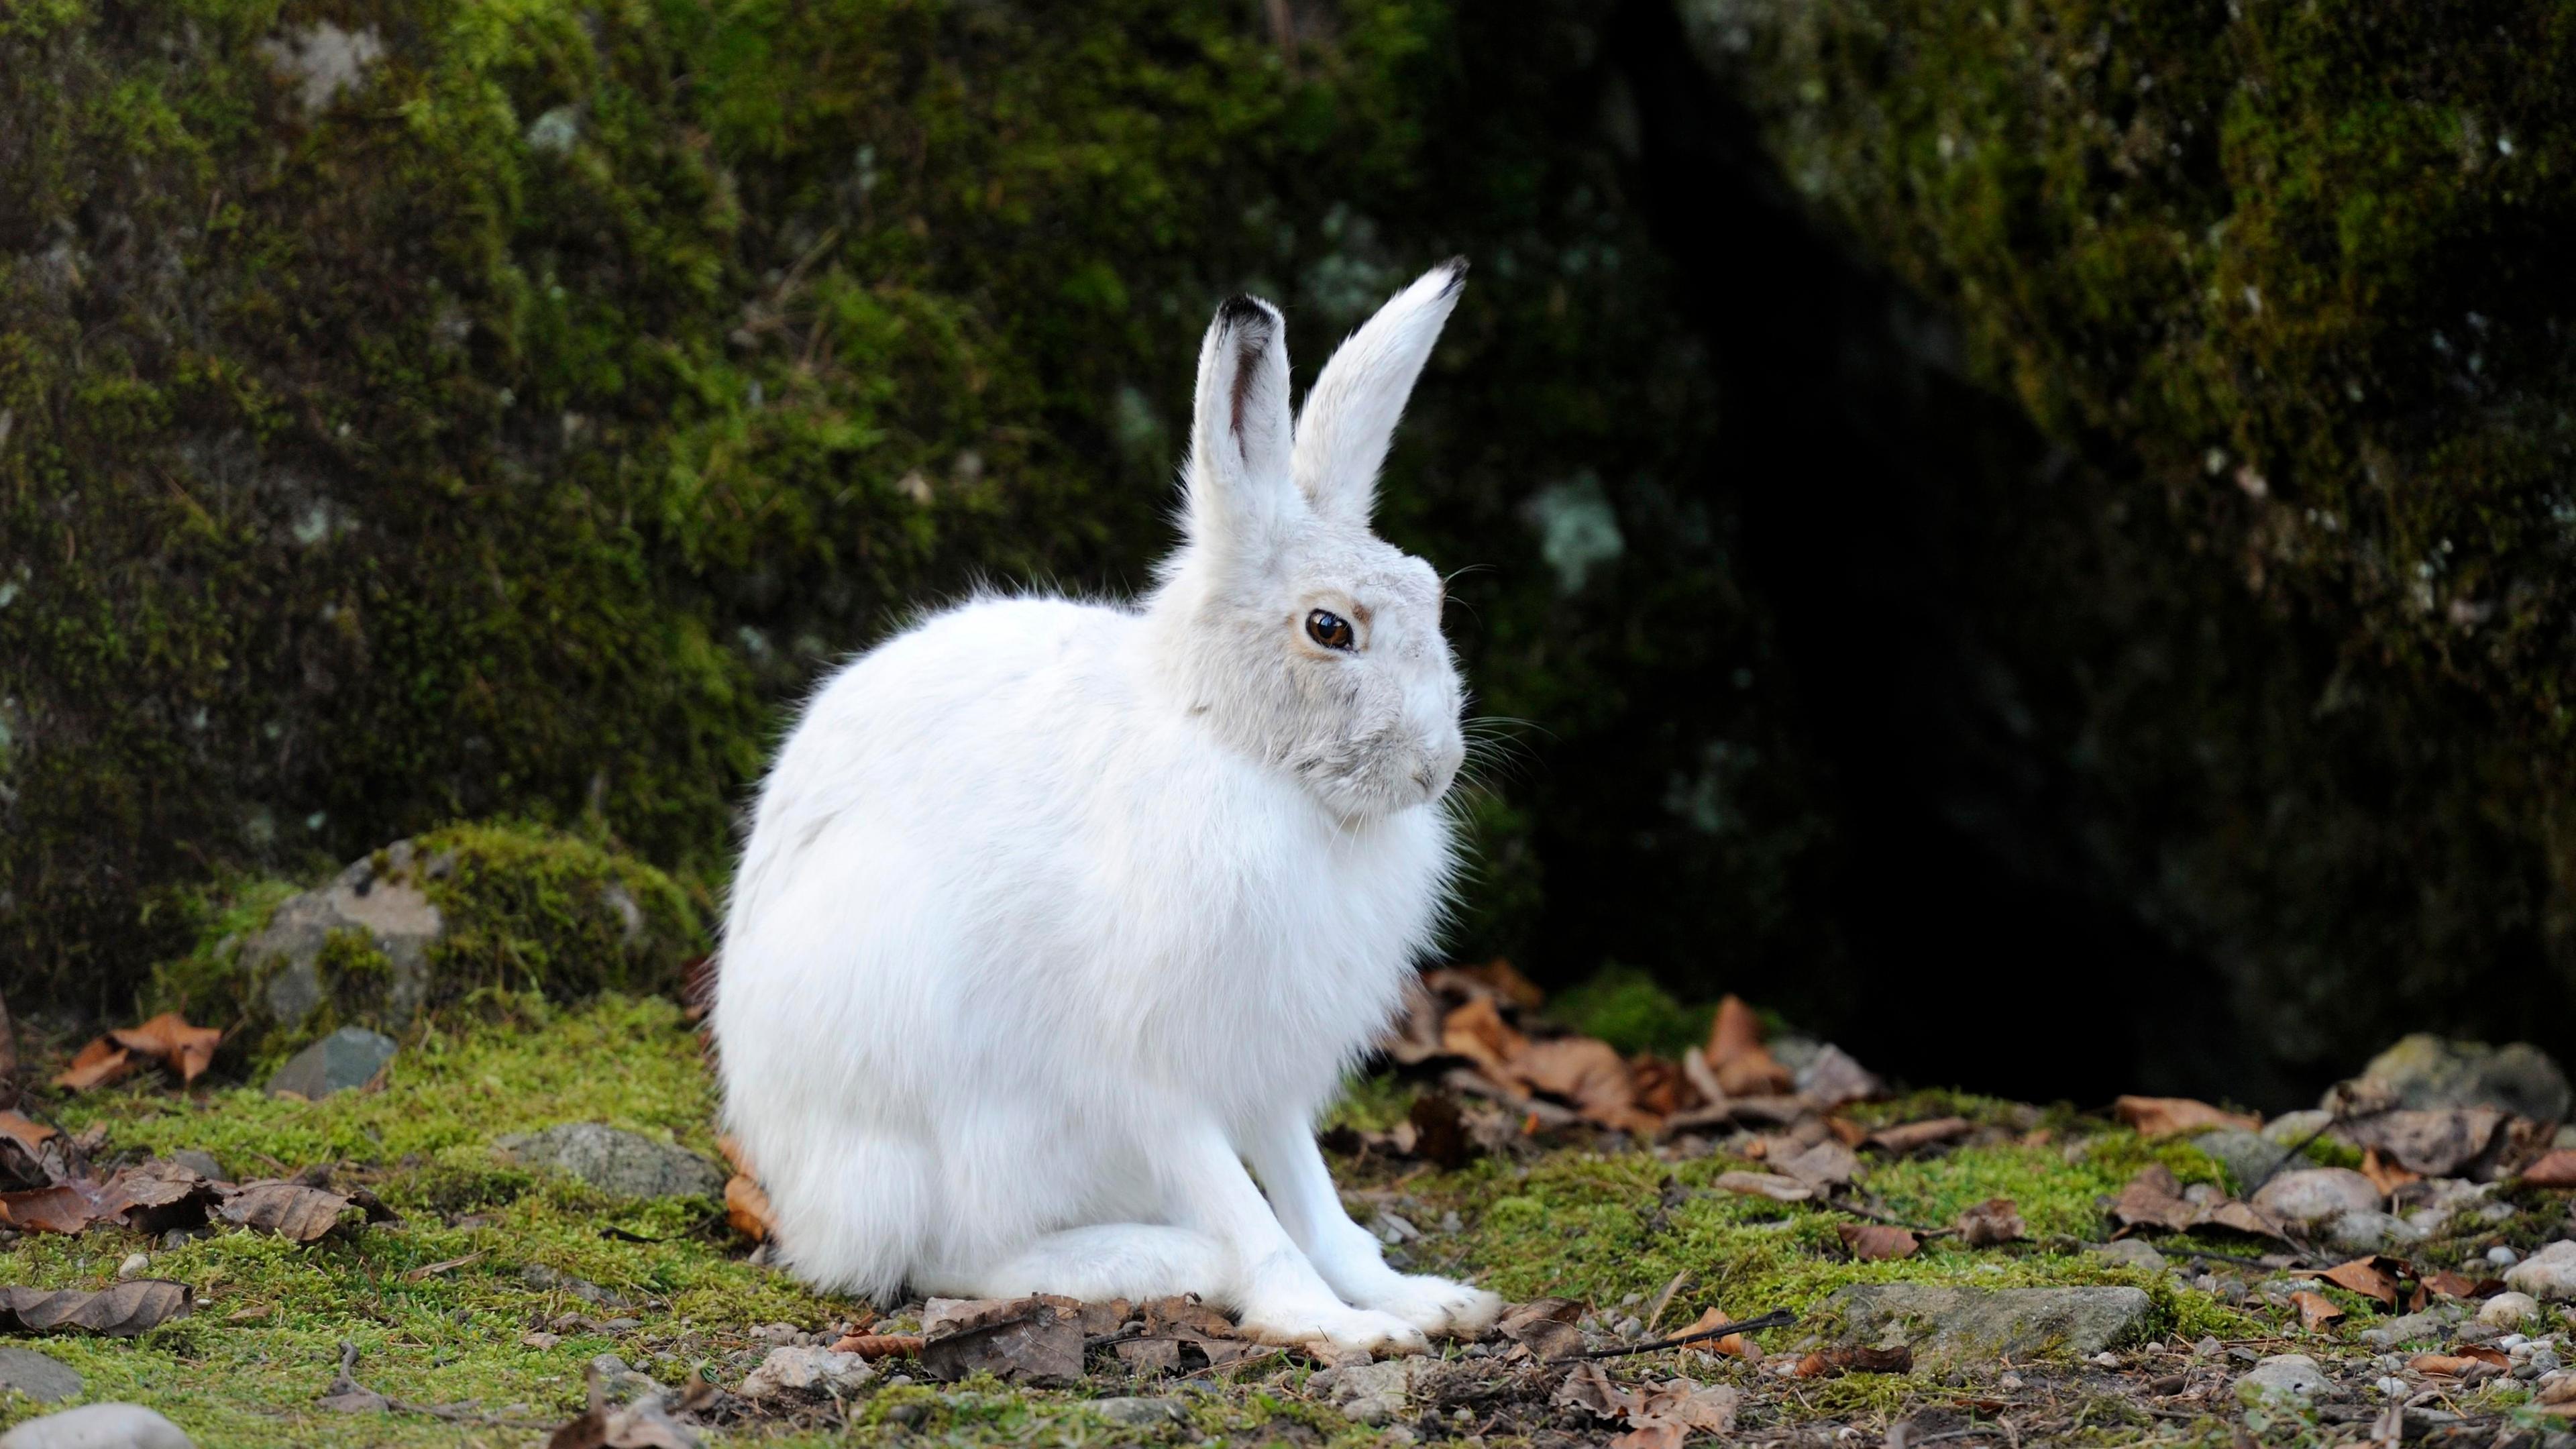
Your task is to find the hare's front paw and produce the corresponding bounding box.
[1238,1301,1430,1358]
[1350,1273,1505,1338]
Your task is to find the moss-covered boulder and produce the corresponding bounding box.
[154,822,704,1060]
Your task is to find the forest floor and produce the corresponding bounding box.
[2,991,2573,1449]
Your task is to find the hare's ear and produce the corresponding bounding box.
[1186,293,1296,555]
[1291,258,1465,528]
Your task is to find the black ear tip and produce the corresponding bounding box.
[1438,256,1469,294]
[1217,294,1276,330]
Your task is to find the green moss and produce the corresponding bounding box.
[1548,966,1717,1057]
[408,822,705,1004]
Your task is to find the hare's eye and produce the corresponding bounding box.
[1305,608,1356,651]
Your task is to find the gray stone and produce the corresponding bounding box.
[2235,1353,2332,1407]
[2334,1035,2571,1124]
[2322,1210,2422,1256]
[2263,1110,2336,1146]
[2359,1309,2457,1350]
[266,1026,398,1099]
[1824,1285,2152,1362]
[168,1150,227,1183]
[0,1404,195,1449]
[495,1124,724,1200]
[241,843,445,1032]
[2505,1241,2576,1302]
[0,1348,82,1405]
[2091,1238,2169,1273]
[2194,1129,2289,1193]
[2480,1292,2540,1328]
[2249,1168,2380,1226]
[739,1346,875,1401]
[1311,1358,1426,1425]
[1089,1397,1185,1427]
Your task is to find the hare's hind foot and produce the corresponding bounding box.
[917,1224,1230,1304]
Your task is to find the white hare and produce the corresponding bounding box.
[712,260,1500,1355]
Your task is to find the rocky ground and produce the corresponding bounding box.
[1,975,2573,1449]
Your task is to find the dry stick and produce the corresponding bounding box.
[1552,1308,1797,1362]
[1642,1270,1691,1334]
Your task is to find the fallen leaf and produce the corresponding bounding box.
[1443,958,1548,1010]
[109,1013,223,1085]
[1515,1036,1661,1134]
[217,1181,357,1243]
[1794,1345,1913,1377]
[2517,1150,2576,1189]
[1680,1046,1726,1107]
[2540,1375,2576,1407]
[2310,1257,2402,1307]
[2358,1147,2420,1196]
[917,1296,1083,1386]
[1555,1360,1627,1419]
[1497,1298,1587,1361]
[1798,1046,1885,1108]
[1615,1378,1741,1448]
[1825,1116,1868,1148]
[403,1250,489,1283]
[94,1159,224,1235]
[1707,996,1792,1096]
[828,1332,924,1359]
[715,1135,753,1177]
[2109,1164,2288,1241]
[2114,1096,2259,1138]
[0,1112,57,1157]
[544,1360,703,1449]
[1671,1306,1753,1359]
[0,1279,193,1336]
[1954,1197,2027,1246]
[1866,1118,1973,1155]
[1440,996,1529,1081]
[1774,1140,1862,1190]
[2421,1271,2503,1300]
[51,1038,131,1093]
[1835,1223,1921,1261]
[1713,1170,1813,1203]
[1630,1056,1690,1117]
[0,1183,101,1234]
[2289,1290,2345,1331]
[2410,1348,2508,1377]
[723,1174,772,1241]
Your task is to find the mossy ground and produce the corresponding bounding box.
[11,998,2563,1446]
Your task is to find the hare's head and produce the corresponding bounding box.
[1149,260,1468,824]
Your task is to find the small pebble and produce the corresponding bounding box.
[885,1374,914,1387]
[2194,1336,2224,1359]
[2491,1246,2523,1267]
[2376,1376,2409,1397]
[2483,1293,2542,1328]
[115,1253,149,1280]
[1998,1373,2024,1390]
[2091,1351,2121,1367]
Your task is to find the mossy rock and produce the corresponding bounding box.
[152,822,704,1063]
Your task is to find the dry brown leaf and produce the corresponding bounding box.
[2421,1270,2503,1300]
[1672,1305,1753,1359]
[2311,1257,2402,1307]
[0,1279,194,1336]
[1825,1116,1868,1148]
[1712,1169,1813,1202]
[1630,1056,1690,1117]
[1440,996,1530,1081]
[918,1295,1083,1386]
[1446,958,1548,1010]
[216,1180,356,1243]
[0,1183,101,1234]
[1774,1140,1862,1190]
[1954,1197,2027,1247]
[95,1159,225,1234]
[51,1038,131,1093]
[2289,1290,2345,1331]
[2113,1095,2260,1138]
[1866,1118,1972,1155]
[2359,1147,2420,1196]
[1706,996,1792,1096]
[1679,1046,1726,1107]
[2538,1375,2576,1407]
[1794,1345,1913,1377]
[109,1013,223,1085]
[1496,1298,1586,1361]
[1515,1037,1660,1134]
[716,1134,753,1177]
[1617,1379,1741,1447]
[1835,1222,1921,1261]
[2518,1150,2576,1189]
[724,1173,772,1241]
[1407,1093,1477,1170]
[2410,1348,2508,1377]
[0,1112,57,1157]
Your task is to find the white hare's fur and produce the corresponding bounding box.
[713,262,1501,1353]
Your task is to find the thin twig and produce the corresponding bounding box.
[1552,1308,1796,1362]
